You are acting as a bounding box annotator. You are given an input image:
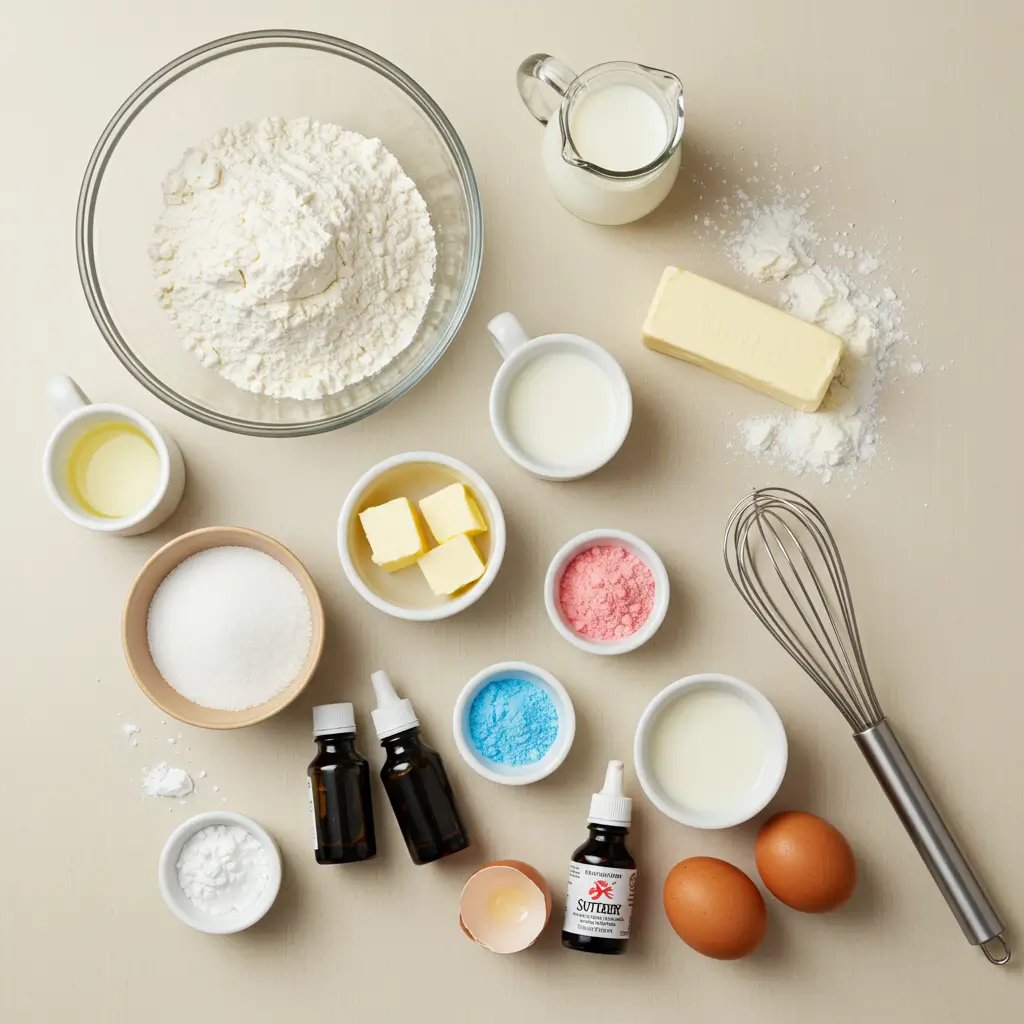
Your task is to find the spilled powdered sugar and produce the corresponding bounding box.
[142,762,194,799]
[721,192,913,482]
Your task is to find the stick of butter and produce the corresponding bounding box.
[641,267,843,412]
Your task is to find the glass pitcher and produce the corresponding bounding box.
[517,54,685,226]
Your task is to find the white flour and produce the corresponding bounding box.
[176,824,269,915]
[722,192,911,482]
[151,117,436,400]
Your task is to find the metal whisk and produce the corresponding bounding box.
[725,487,1010,965]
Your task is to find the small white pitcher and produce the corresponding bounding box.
[42,375,186,536]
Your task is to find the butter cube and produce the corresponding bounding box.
[419,483,488,545]
[417,534,486,596]
[358,497,428,572]
[642,267,844,412]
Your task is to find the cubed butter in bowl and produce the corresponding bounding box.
[419,534,486,596]
[339,452,505,621]
[420,483,487,544]
[359,497,429,571]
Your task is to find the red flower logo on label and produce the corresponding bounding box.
[588,880,614,900]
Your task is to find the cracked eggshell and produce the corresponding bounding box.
[458,860,551,954]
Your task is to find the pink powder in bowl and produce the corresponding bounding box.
[558,545,656,641]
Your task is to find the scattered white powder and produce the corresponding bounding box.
[147,546,312,711]
[121,723,140,746]
[857,254,881,275]
[176,825,269,916]
[729,199,817,282]
[723,188,912,482]
[142,762,194,799]
[151,116,436,400]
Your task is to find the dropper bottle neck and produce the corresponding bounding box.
[370,670,420,740]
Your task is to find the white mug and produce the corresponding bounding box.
[42,375,186,536]
[487,312,632,481]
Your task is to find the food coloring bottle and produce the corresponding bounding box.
[562,760,636,955]
[371,670,471,865]
[308,702,376,864]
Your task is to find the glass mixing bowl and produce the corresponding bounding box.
[77,30,483,436]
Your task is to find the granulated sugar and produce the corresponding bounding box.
[147,546,312,711]
[720,187,913,483]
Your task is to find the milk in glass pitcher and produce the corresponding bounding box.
[517,54,685,225]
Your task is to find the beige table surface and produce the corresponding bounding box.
[2,1,1022,1021]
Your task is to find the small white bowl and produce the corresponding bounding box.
[338,451,506,621]
[158,811,282,934]
[487,313,632,481]
[634,673,788,829]
[544,529,669,655]
[453,661,576,785]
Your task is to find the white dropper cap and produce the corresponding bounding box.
[588,760,632,827]
[312,702,356,737]
[370,670,420,739]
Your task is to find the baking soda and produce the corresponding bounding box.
[142,762,194,799]
[558,546,656,641]
[176,824,269,915]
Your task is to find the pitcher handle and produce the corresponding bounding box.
[516,54,577,125]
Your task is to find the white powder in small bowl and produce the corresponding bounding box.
[176,824,269,916]
[147,546,313,711]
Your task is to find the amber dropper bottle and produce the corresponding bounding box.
[562,760,637,955]
[307,702,376,864]
[371,670,471,865]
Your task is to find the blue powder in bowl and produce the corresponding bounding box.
[468,677,559,766]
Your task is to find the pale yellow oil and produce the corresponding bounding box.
[66,422,160,519]
[485,883,532,926]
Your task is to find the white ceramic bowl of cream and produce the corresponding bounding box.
[634,673,788,829]
[487,313,632,481]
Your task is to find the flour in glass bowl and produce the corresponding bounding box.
[150,117,437,400]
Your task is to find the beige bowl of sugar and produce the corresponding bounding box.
[123,526,325,729]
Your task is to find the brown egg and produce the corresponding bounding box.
[755,811,857,913]
[663,857,767,959]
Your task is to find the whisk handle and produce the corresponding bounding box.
[855,720,1009,964]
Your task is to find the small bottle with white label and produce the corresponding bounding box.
[308,703,376,864]
[562,760,636,955]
